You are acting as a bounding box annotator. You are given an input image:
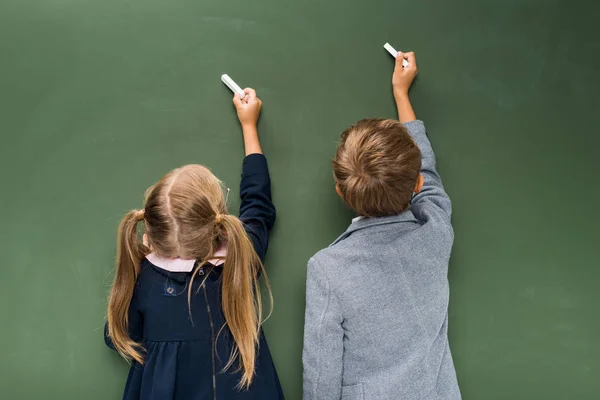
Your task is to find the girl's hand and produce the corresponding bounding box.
[233,88,263,155]
[392,51,418,98]
[233,88,262,128]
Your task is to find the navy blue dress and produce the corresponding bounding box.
[105,154,284,400]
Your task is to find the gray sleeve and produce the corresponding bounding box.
[403,120,452,223]
[303,257,344,400]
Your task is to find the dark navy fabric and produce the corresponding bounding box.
[105,154,283,400]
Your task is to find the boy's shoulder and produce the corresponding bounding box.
[307,211,453,285]
[306,246,359,296]
[308,245,346,273]
[307,230,380,286]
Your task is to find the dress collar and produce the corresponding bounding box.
[145,244,228,273]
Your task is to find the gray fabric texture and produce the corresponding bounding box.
[303,120,461,400]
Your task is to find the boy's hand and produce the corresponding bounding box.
[392,52,418,98]
[233,88,262,128]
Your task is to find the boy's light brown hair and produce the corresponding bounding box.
[333,118,422,217]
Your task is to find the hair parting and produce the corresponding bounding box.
[106,165,272,389]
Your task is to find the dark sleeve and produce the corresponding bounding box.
[104,287,144,351]
[239,154,276,261]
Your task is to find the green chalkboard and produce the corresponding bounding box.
[1,0,599,399]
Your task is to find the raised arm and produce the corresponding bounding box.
[233,88,263,157]
[392,52,452,223]
[233,89,276,260]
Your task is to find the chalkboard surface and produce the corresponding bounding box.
[1,0,599,399]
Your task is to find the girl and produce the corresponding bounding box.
[104,89,283,399]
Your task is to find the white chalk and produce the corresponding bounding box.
[221,74,245,98]
[383,43,409,67]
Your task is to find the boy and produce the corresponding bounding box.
[303,52,461,400]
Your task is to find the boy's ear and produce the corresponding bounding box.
[335,184,343,198]
[414,174,424,193]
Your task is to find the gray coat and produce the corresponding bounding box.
[303,120,461,400]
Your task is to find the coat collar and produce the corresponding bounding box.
[331,210,418,246]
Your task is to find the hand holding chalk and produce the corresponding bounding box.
[392,51,418,97]
[384,43,409,68]
[221,74,245,99]
[233,88,262,128]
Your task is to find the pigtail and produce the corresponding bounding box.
[107,209,147,364]
[218,214,272,389]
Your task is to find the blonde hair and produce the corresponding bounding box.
[107,164,271,389]
[333,118,422,217]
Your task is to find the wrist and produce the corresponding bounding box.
[393,89,409,100]
[241,123,258,133]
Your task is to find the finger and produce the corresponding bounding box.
[243,88,257,101]
[393,56,405,75]
[233,93,243,107]
[396,51,405,65]
[405,52,417,67]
